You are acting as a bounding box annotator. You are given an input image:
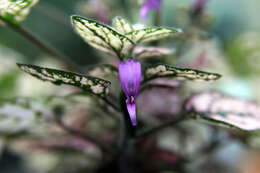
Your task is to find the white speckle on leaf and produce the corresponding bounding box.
[61,77,72,83]
[80,77,88,85]
[75,76,81,81]
[91,84,104,94]
[146,65,167,76]
[87,80,93,86]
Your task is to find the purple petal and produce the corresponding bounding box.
[140,0,161,21]
[140,5,150,21]
[146,0,161,10]
[119,59,142,97]
[127,98,137,126]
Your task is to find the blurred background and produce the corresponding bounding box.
[1,0,260,172]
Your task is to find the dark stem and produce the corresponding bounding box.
[116,91,137,154]
[139,83,177,94]
[136,113,187,140]
[101,96,121,113]
[0,16,80,72]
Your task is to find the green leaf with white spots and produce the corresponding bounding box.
[143,64,221,82]
[112,16,134,34]
[186,92,260,131]
[125,27,182,44]
[17,63,111,97]
[0,0,39,25]
[71,15,135,59]
[0,97,50,134]
[88,64,118,78]
[133,46,173,59]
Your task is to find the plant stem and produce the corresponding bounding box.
[139,83,177,94]
[136,114,187,140]
[0,16,80,72]
[101,96,121,113]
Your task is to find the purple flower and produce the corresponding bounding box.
[119,59,142,126]
[140,0,161,21]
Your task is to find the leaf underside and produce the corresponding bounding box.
[0,0,39,25]
[133,46,173,59]
[186,92,260,131]
[144,64,221,82]
[17,63,111,97]
[71,15,134,59]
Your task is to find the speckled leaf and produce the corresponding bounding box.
[134,46,173,59]
[186,92,260,131]
[88,64,118,78]
[71,15,135,59]
[0,97,50,134]
[0,0,39,25]
[144,64,221,82]
[112,16,134,34]
[17,63,111,97]
[126,27,182,44]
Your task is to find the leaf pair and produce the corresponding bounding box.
[17,62,221,99]
[71,16,181,60]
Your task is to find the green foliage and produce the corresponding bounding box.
[0,0,39,25]
[143,64,221,82]
[17,63,111,97]
[226,32,260,77]
[0,72,18,97]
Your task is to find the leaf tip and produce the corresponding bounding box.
[176,28,183,33]
[212,73,222,80]
[70,15,79,24]
[16,63,23,69]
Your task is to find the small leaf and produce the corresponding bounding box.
[0,97,50,134]
[144,64,221,82]
[112,16,134,34]
[71,15,135,59]
[17,63,111,97]
[0,0,39,25]
[186,92,260,131]
[134,46,173,59]
[88,64,118,78]
[126,27,182,44]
